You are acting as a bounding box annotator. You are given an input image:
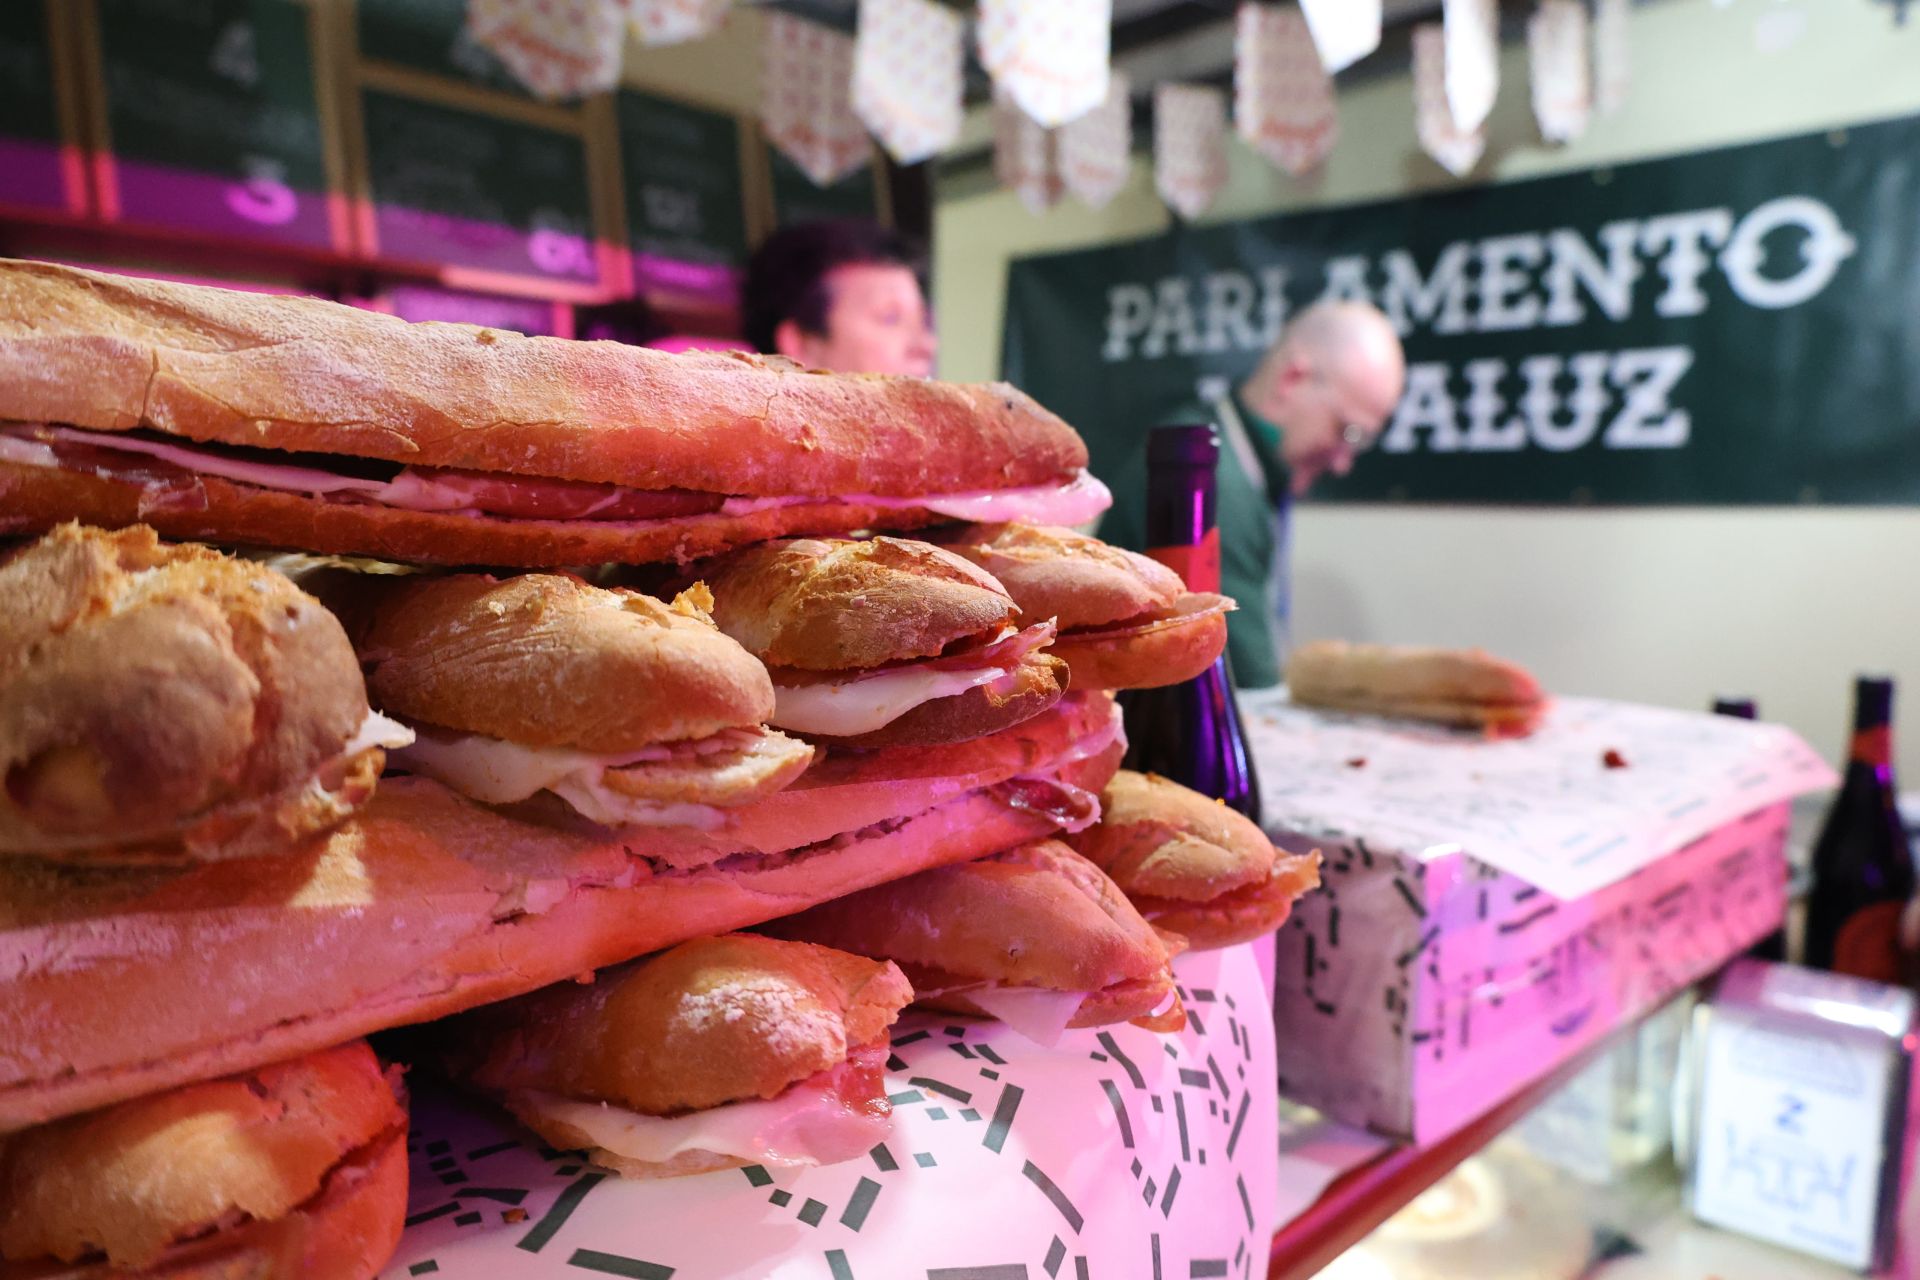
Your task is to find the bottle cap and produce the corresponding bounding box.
[1147,424,1220,467]
[1855,675,1895,723]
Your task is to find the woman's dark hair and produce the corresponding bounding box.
[741,218,925,355]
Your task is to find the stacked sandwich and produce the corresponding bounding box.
[0,261,1318,1277]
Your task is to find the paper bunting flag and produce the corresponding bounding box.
[466,0,625,101]
[977,0,1112,128]
[628,0,729,47]
[1442,0,1500,134]
[1154,82,1228,220]
[1235,3,1338,177]
[761,11,871,188]
[1299,0,1380,74]
[1528,0,1591,144]
[993,92,1062,215]
[1594,0,1630,115]
[1059,70,1131,209]
[853,0,963,165]
[1413,22,1485,176]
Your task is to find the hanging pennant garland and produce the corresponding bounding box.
[1059,70,1132,209]
[762,11,870,188]
[467,0,627,101]
[1154,82,1228,220]
[1413,21,1486,176]
[1593,0,1630,116]
[853,0,964,165]
[993,91,1063,214]
[1235,3,1338,177]
[1442,0,1500,135]
[1299,0,1380,75]
[628,0,729,47]
[1528,0,1591,144]
[977,0,1112,129]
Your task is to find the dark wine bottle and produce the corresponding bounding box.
[1713,696,1788,962]
[1116,425,1262,821]
[1803,676,1916,980]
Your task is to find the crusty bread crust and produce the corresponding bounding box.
[0,459,956,567]
[435,936,908,1114]
[0,259,1085,495]
[0,1041,403,1271]
[1286,640,1545,732]
[0,524,378,863]
[763,840,1179,1017]
[0,260,1082,495]
[1132,851,1323,950]
[810,652,1066,749]
[1046,594,1229,692]
[342,573,774,751]
[938,523,1184,630]
[0,709,1122,1132]
[702,538,1015,670]
[1069,770,1276,904]
[1068,771,1322,951]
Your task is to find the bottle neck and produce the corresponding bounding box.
[1849,679,1895,769]
[1143,465,1220,593]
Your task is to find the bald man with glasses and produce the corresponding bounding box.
[1099,300,1406,689]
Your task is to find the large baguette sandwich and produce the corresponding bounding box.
[0,692,1121,1132]
[0,260,1106,567]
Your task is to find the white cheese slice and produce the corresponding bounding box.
[340,708,417,756]
[966,986,1089,1048]
[391,732,723,829]
[771,664,1009,737]
[518,1083,891,1168]
[719,471,1113,527]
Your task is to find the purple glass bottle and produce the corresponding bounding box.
[1805,676,1915,980]
[1117,425,1262,822]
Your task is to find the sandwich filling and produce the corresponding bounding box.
[391,723,813,828]
[0,424,1110,527]
[771,620,1057,737]
[511,1041,891,1169]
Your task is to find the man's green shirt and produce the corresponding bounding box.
[1096,385,1292,689]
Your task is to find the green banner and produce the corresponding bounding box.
[1004,116,1920,505]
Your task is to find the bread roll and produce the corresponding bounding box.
[0,524,403,864]
[425,935,910,1178]
[939,524,1231,690]
[1068,771,1322,948]
[765,839,1185,1033]
[1287,640,1546,734]
[0,1040,405,1278]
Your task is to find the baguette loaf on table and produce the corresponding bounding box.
[0,692,1122,1133]
[0,1040,406,1279]
[937,523,1233,691]
[698,537,1068,748]
[0,523,410,866]
[1068,771,1322,949]
[0,260,1104,566]
[423,935,911,1179]
[1286,640,1547,734]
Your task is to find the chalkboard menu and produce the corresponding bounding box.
[90,0,339,248]
[769,145,879,228]
[360,89,600,286]
[354,0,532,99]
[0,2,83,216]
[617,89,748,306]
